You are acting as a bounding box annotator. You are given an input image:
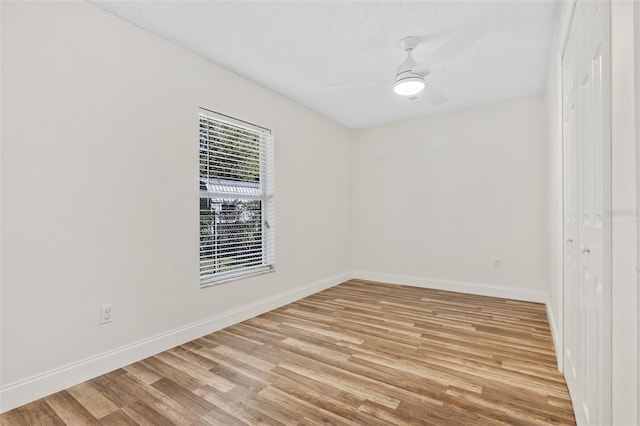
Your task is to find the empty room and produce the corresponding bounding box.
[1,0,638,425]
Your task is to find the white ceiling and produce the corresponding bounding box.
[92,1,557,129]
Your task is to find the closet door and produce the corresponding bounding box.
[562,10,579,398]
[563,1,612,425]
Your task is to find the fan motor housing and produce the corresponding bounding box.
[399,36,420,51]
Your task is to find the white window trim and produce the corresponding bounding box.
[199,108,275,287]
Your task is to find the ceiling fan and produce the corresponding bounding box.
[393,36,430,97]
[393,26,482,104]
[323,25,482,105]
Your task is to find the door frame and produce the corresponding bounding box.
[556,0,578,374]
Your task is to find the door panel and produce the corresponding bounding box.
[562,1,611,425]
[562,11,579,393]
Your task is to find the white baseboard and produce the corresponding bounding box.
[0,272,351,413]
[546,296,564,373]
[352,271,547,304]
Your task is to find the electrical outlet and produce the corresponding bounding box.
[492,259,502,269]
[100,304,113,324]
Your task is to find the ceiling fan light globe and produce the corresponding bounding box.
[394,76,425,96]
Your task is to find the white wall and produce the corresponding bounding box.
[610,1,638,423]
[0,1,352,411]
[636,4,640,425]
[351,95,548,302]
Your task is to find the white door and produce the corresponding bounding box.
[562,1,612,425]
[562,10,579,396]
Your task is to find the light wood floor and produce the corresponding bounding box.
[0,280,575,425]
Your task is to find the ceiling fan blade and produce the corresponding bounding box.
[427,23,483,71]
[423,85,447,106]
[324,80,386,90]
[412,62,432,77]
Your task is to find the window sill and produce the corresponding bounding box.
[200,265,274,288]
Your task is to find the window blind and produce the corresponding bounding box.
[199,109,274,286]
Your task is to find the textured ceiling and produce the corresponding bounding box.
[92,1,557,129]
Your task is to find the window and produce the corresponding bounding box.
[199,109,274,286]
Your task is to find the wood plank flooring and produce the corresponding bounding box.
[0,280,575,425]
